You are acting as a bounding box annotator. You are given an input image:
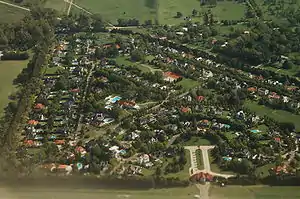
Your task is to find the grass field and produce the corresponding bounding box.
[48,0,246,25]
[74,0,156,23]
[210,185,300,199]
[0,3,27,23]
[245,100,300,131]
[3,186,200,199]
[177,78,200,91]
[0,60,29,115]
[183,136,212,146]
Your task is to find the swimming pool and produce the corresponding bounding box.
[111,96,122,103]
[250,129,261,133]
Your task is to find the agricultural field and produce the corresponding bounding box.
[210,185,300,199]
[0,60,29,115]
[245,100,300,131]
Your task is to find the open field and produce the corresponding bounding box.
[46,0,245,25]
[0,185,199,199]
[210,185,300,199]
[245,100,300,131]
[73,0,156,24]
[0,3,27,23]
[0,60,29,115]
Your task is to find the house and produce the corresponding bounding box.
[247,87,257,93]
[34,103,45,110]
[268,92,280,100]
[118,100,139,109]
[196,96,205,102]
[258,88,269,96]
[75,146,87,157]
[28,120,39,125]
[139,154,150,165]
[163,72,181,82]
[181,107,191,113]
[190,172,214,183]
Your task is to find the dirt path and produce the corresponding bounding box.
[0,0,30,11]
[66,0,74,15]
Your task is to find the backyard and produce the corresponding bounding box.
[245,100,300,131]
[0,60,29,115]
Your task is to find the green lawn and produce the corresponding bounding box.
[183,136,212,146]
[0,60,29,115]
[0,3,27,23]
[256,163,274,178]
[210,185,300,199]
[245,100,300,131]
[177,78,200,91]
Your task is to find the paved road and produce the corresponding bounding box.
[166,134,180,148]
[0,0,30,11]
[185,145,235,199]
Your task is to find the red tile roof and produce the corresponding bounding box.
[55,140,65,145]
[163,71,181,79]
[181,107,191,113]
[34,103,45,109]
[247,87,257,92]
[196,96,205,101]
[70,88,80,93]
[28,120,39,125]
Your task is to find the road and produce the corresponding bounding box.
[185,145,235,199]
[166,134,180,148]
[0,0,30,11]
[66,0,74,15]
[75,61,96,134]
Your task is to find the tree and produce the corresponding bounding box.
[209,13,214,25]
[203,13,209,25]
[282,60,294,69]
[92,14,105,32]
[192,9,198,17]
[144,19,153,26]
[130,49,145,62]
[176,12,183,18]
